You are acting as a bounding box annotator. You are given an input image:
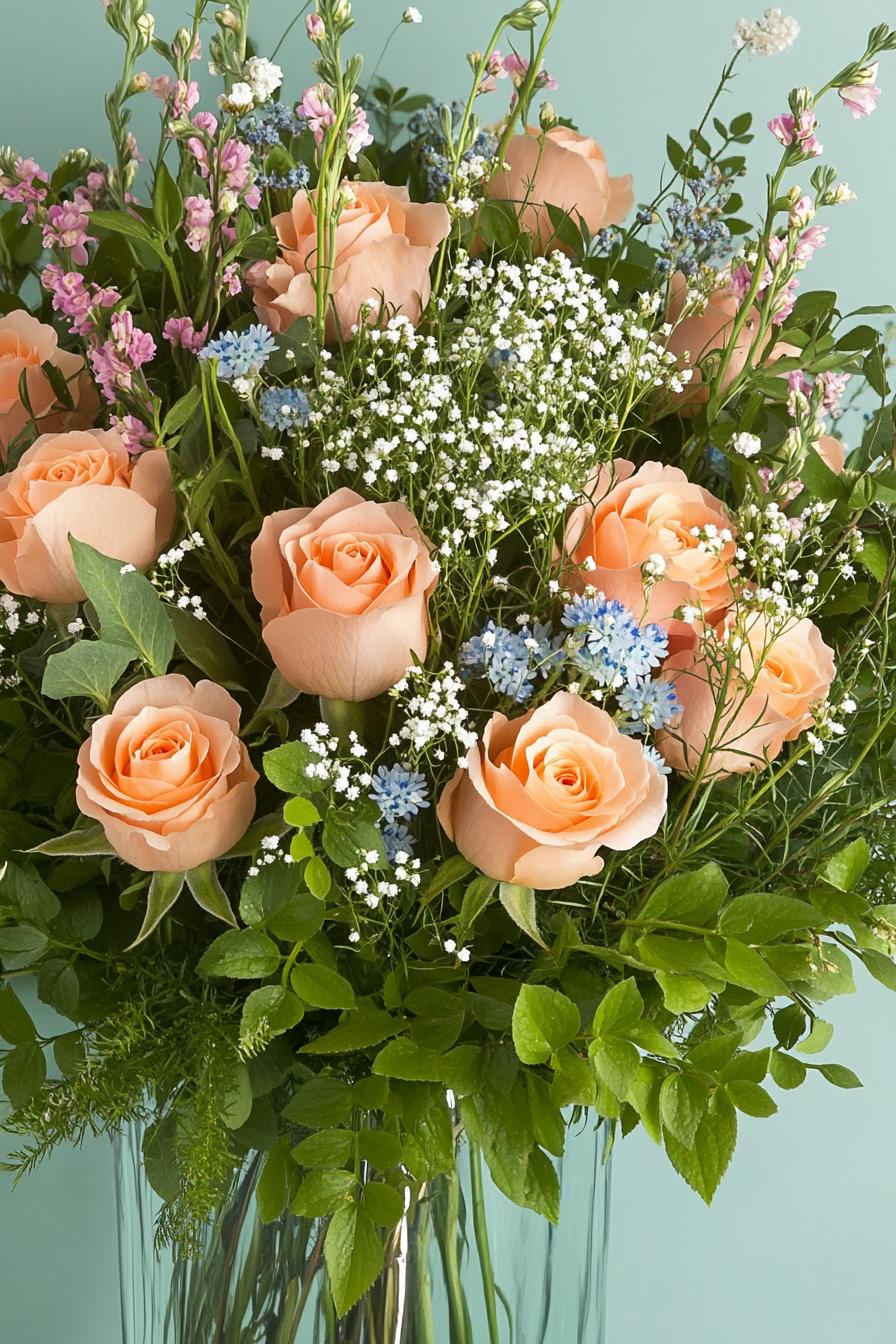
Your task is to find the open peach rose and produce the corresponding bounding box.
[437,690,667,889]
[0,310,97,456]
[251,487,438,702]
[247,182,450,341]
[656,612,835,777]
[487,127,633,254]
[562,459,738,635]
[0,429,175,603]
[76,674,258,872]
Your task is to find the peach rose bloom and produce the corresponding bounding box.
[656,613,835,777]
[0,429,175,603]
[487,127,633,254]
[76,674,259,872]
[248,182,450,341]
[0,310,96,456]
[815,434,846,474]
[437,691,667,890]
[251,486,438,702]
[562,459,737,632]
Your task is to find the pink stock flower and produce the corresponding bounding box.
[786,369,812,416]
[477,50,508,94]
[299,84,337,144]
[41,265,119,338]
[503,52,558,91]
[768,109,822,157]
[172,30,202,61]
[111,414,155,454]
[221,263,242,297]
[156,78,201,118]
[193,110,219,137]
[89,313,156,403]
[163,315,208,354]
[42,200,95,266]
[306,13,325,40]
[183,195,214,251]
[347,106,374,162]
[793,224,827,264]
[151,75,172,100]
[0,157,49,222]
[840,64,881,119]
[820,370,849,413]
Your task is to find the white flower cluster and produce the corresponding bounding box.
[299,724,373,800]
[246,835,293,879]
[733,8,799,57]
[345,849,422,910]
[447,154,492,218]
[388,664,478,765]
[153,532,208,621]
[0,592,39,687]
[732,495,851,620]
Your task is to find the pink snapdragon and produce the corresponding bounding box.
[163,315,208,354]
[0,157,49,221]
[183,195,214,251]
[41,265,119,338]
[347,106,374,162]
[111,414,155,455]
[299,84,337,144]
[768,109,822,157]
[42,199,95,265]
[89,312,156,403]
[839,63,881,119]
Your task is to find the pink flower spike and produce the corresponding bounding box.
[793,224,827,264]
[839,73,881,119]
[299,84,337,145]
[820,370,849,413]
[42,200,95,266]
[163,315,208,354]
[183,195,213,251]
[347,106,374,162]
[0,156,49,222]
[111,414,155,455]
[221,263,243,297]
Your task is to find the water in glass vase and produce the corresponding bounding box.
[115,1116,610,1344]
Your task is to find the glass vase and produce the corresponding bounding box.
[115,1115,610,1344]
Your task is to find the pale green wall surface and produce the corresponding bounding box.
[1,2,895,1341]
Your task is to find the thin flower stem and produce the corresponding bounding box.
[469,1143,501,1344]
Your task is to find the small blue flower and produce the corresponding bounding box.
[618,678,682,732]
[200,324,276,381]
[460,620,562,703]
[487,346,520,371]
[370,764,430,824]
[256,165,311,192]
[380,822,415,863]
[562,595,668,688]
[642,745,671,777]
[260,386,311,432]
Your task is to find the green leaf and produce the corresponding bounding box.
[818,1062,862,1089]
[725,1080,777,1117]
[498,882,547,950]
[256,1138,292,1223]
[26,825,113,858]
[41,639,133,706]
[291,963,356,1011]
[0,984,36,1044]
[512,983,580,1064]
[720,893,818,943]
[722,939,788,996]
[796,1018,834,1056]
[185,862,237,926]
[639,863,728,927]
[406,986,465,1052]
[291,1168,356,1218]
[590,1037,640,1098]
[240,986,304,1050]
[655,971,714,1014]
[360,1182,405,1228]
[592,979,643,1037]
[89,208,158,245]
[526,1073,566,1156]
[664,1090,737,1205]
[292,1128,355,1169]
[624,1020,679,1060]
[420,854,473,903]
[523,1146,561,1224]
[356,1128,403,1169]
[0,862,61,923]
[372,1037,444,1082]
[769,1050,807,1090]
[160,385,202,440]
[0,924,49,971]
[169,607,248,689]
[322,811,385,869]
[268,892,326,944]
[283,797,322,828]
[196,928,281,979]
[263,741,315,794]
[283,1077,353,1127]
[152,160,183,237]
[221,1058,253,1130]
[457,876,497,932]
[325,1204,385,1318]
[2,1041,46,1109]
[142,1116,180,1202]
[128,871,185,948]
[299,1010,402,1055]
[53,1031,86,1078]
[36,960,79,1017]
[860,949,896,991]
[305,857,332,899]
[550,1047,597,1107]
[821,838,870,892]
[70,539,174,675]
[659,1073,709,1147]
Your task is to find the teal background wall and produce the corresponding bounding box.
[2,1,895,1340]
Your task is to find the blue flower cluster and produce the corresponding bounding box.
[657,180,732,278]
[242,101,307,149]
[256,165,311,192]
[259,386,311,432]
[460,620,562,703]
[370,764,430,824]
[617,678,681,732]
[199,325,276,381]
[561,595,668,688]
[408,102,496,199]
[380,822,415,863]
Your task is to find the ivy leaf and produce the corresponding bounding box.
[127,871,185,949]
[324,1204,385,1318]
[185,862,237,927]
[499,882,547,950]
[663,1090,737,1205]
[41,639,133,706]
[512,983,580,1065]
[196,928,281,979]
[70,539,174,675]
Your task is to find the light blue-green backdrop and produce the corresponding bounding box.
[1,2,895,1341]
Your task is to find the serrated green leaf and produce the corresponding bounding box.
[325,1204,385,1318]
[589,1036,639,1098]
[659,1072,709,1146]
[291,963,356,1011]
[769,1050,807,1090]
[725,1080,777,1117]
[292,1128,355,1169]
[592,979,643,1037]
[196,928,281,979]
[720,892,818,943]
[818,1062,862,1089]
[655,971,715,1013]
[663,1090,737,1204]
[639,863,728,927]
[821,838,870,892]
[360,1181,405,1228]
[283,1077,354,1127]
[372,1037,444,1082]
[240,986,304,1050]
[2,1040,46,1108]
[290,1168,356,1218]
[512,983,580,1064]
[70,539,174,674]
[299,1010,402,1055]
[0,984,36,1044]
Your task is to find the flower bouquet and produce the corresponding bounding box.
[2,1,896,1339]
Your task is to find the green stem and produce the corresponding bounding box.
[469,1144,500,1344]
[441,1166,471,1344]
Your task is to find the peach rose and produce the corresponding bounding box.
[815,434,846,474]
[562,459,738,633]
[437,691,667,890]
[0,429,176,603]
[487,126,633,254]
[0,310,97,456]
[76,674,258,872]
[251,487,438,702]
[656,613,835,777]
[247,182,450,341]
